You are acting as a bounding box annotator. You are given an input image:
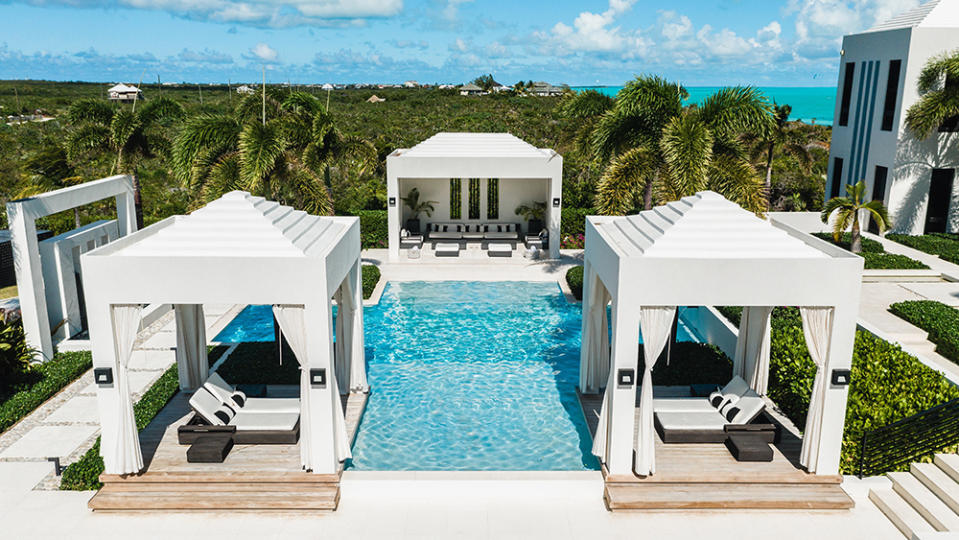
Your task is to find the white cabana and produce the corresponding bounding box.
[580,191,862,477]
[386,133,563,260]
[82,191,367,475]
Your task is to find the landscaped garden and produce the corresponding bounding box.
[887,233,959,265]
[889,300,959,365]
[812,232,929,270]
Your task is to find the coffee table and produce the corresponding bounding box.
[488,243,512,257]
[434,243,460,257]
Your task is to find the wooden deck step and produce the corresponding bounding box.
[889,472,959,531]
[937,454,959,484]
[869,488,936,539]
[89,483,339,511]
[99,471,339,484]
[913,462,959,515]
[604,482,854,510]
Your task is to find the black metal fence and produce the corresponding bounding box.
[858,398,959,478]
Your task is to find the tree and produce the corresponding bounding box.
[514,81,526,92]
[172,89,376,215]
[744,103,812,204]
[590,76,773,215]
[558,90,614,158]
[19,143,84,227]
[821,180,890,253]
[66,97,185,228]
[905,49,959,140]
[472,74,496,92]
[400,187,438,219]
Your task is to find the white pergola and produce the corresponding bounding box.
[82,191,367,476]
[386,133,563,260]
[580,191,863,477]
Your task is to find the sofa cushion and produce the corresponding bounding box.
[485,231,518,240]
[655,411,727,431]
[727,393,766,425]
[242,397,301,414]
[189,388,229,426]
[230,411,300,431]
[653,398,716,413]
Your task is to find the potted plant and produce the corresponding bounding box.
[401,188,438,234]
[515,201,547,234]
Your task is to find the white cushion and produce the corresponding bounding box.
[430,231,462,239]
[725,393,766,425]
[655,411,727,431]
[229,411,300,431]
[242,397,301,414]
[189,388,228,426]
[653,398,715,413]
[485,232,518,239]
[721,376,750,398]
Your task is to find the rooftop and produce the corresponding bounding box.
[866,0,959,32]
[394,132,555,159]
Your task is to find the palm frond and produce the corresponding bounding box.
[705,154,766,214]
[65,123,111,161]
[137,96,185,126]
[238,121,284,194]
[595,146,656,215]
[67,98,114,126]
[171,113,241,184]
[697,86,774,140]
[660,113,713,196]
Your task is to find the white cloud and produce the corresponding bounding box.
[248,43,278,62]
[538,0,649,56]
[443,0,473,21]
[788,0,919,59]
[449,38,469,53]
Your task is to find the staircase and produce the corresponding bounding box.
[870,454,959,538]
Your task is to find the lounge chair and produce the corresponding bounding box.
[204,372,300,414]
[183,387,300,445]
[653,376,749,413]
[653,377,770,443]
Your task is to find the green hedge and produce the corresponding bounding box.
[887,233,959,265]
[0,351,92,434]
[716,305,959,474]
[890,300,959,363]
[362,264,380,299]
[354,210,388,249]
[641,342,732,386]
[561,207,594,237]
[812,232,929,270]
[60,364,181,490]
[566,266,584,300]
[216,342,300,385]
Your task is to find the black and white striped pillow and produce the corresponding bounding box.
[213,404,236,424]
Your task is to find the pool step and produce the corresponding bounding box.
[604,482,853,510]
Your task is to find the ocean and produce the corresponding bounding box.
[572,86,837,126]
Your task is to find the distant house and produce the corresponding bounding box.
[459,83,483,96]
[403,80,419,88]
[107,83,142,102]
[367,95,386,103]
[235,85,255,95]
[492,85,513,93]
[528,81,564,97]
[321,83,334,91]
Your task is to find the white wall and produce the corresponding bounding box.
[397,177,549,232]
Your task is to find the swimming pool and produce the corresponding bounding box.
[213,281,702,470]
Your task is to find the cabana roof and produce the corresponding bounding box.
[591,191,827,259]
[392,132,555,160]
[114,191,348,258]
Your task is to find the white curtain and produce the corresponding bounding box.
[334,267,368,393]
[733,306,773,395]
[333,289,349,388]
[580,266,611,394]
[634,306,676,476]
[107,304,144,475]
[799,306,834,473]
[174,304,208,391]
[591,365,616,461]
[273,305,351,468]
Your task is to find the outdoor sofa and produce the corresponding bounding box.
[182,385,300,445]
[424,223,522,246]
[653,376,775,443]
[204,372,300,414]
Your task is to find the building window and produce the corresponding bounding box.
[449,179,461,220]
[468,178,480,219]
[830,158,844,198]
[872,166,888,201]
[839,62,855,127]
[881,60,901,132]
[487,179,499,219]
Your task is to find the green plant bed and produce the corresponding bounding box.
[641,342,732,386]
[215,342,299,385]
[354,210,388,249]
[889,300,959,363]
[0,351,92,434]
[362,264,381,299]
[812,232,929,269]
[887,233,959,265]
[715,305,959,474]
[60,364,181,490]
[566,266,584,300]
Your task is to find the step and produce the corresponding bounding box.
[99,471,340,483]
[99,481,338,493]
[870,487,936,539]
[89,484,339,511]
[937,455,959,484]
[889,472,959,531]
[604,482,854,510]
[913,462,959,515]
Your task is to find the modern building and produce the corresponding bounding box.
[528,81,565,97]
[826,0,959,234]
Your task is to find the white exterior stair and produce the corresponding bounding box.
[871,454,959,538]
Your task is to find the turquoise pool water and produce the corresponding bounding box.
[213,281,702,470]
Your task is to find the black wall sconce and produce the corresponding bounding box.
[94,367,113,385]
[552,198,561,207]
[617,368,635,388]
[388,197,397,207]
[831,369,851,386]
[310,368,327,388]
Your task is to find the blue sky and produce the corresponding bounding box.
[0,0,922,85]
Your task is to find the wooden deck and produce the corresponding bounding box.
[90,387,367,511]
[578,390,854,510]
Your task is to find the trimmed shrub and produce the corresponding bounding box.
[0,320,36,381]
[0,351,92,434]
[216,342,299,385]
[561,207,594,237]
[887,233,959,265]
[354,210,388,249]
[60,364,181,490]
[642,342,732,386]
[812,232,885,253]
[566,265,583,300]
[812,232,929,269]
[362,264,380,299]
[890,300,959,363]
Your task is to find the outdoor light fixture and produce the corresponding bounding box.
[94,367,113,385]
[552,198,561,207]
[831,369,851,386]
[47,457,66,476]
[310,368,327,388]
[617,368,635,388]
[389,197,397,207]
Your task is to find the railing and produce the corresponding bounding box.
[858,398,959,478]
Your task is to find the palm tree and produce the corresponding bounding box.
[66,97,185,228]
[821,180,890,253]
[744,103,813,201]
[558,89,614,158]
[905,50,959,140]
[401,187,438,219]
[172,89,376,215]
[590,76,773,215]
[19,143,85,227]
